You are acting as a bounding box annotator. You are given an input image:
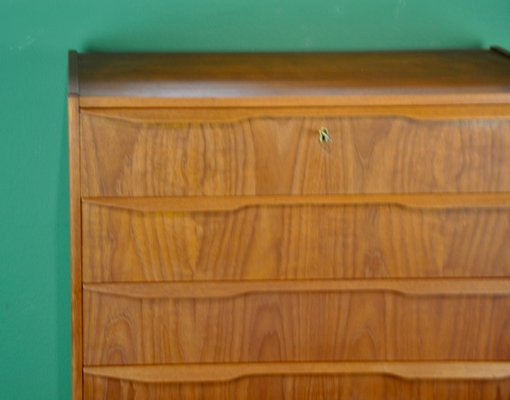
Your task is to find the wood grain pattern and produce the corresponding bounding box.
[82,202,510,282]
[83,278,510,299]
[68,48,82,400]
[80,93,510,108]
[84,362,510,382]
[72,49,510,399]
[81,105,510,122]
[85,193,510,213]
[83,286,510,364]
[80,111,510,196]
[75,50,510,108]
[83,368,510,400]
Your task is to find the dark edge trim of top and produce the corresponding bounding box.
[68,50,79,96]
[491,46,510,61]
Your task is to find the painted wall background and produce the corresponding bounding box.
[1,1,509,398]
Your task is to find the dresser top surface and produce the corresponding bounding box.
[69,48,510,106]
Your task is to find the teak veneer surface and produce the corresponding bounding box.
[69,48,510,400]
[85,193,510,212]
[83,279,510,298]
[84,362,510,383]
[84,374,510,400]
[83,201,510,281]
[74,49,510,107]
[83,285,510,364]
[81,111,510,196]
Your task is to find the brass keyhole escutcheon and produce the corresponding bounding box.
[319,127,332,143]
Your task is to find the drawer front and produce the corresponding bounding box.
[83,282,510,364]
[82,200,510,282]
[81,110,510,196]
[83,372,510,400]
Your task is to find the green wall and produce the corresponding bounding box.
[1,1,509,398]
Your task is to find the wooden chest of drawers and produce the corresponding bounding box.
[69,48,510,400]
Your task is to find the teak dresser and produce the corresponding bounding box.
[69,48,510,400]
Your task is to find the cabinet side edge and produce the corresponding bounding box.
[68,94,82,400]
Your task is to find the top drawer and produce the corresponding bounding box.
[80,109,510,196]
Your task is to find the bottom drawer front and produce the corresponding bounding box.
[83,363,510,400]
[83,281,510,365]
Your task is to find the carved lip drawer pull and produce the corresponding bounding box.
[318,127,332,143]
